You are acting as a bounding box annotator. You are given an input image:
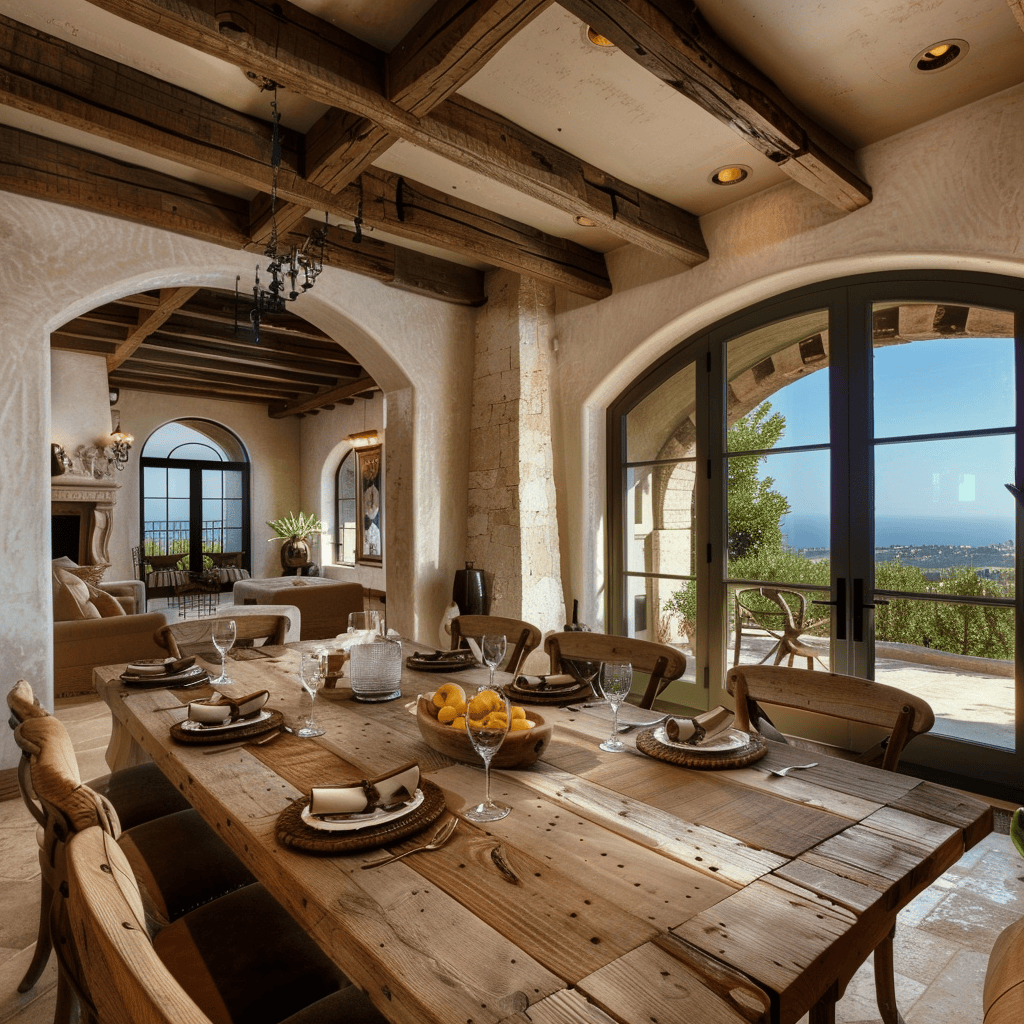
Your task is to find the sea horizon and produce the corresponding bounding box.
[780,513,1015,551]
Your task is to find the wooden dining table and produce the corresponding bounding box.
[94,640,992,1024]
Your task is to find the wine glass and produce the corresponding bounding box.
[481,634,507,690]
[210,619,236,691]
[297,651,326,738]
[464,687,511,822]
[598,661,633,753]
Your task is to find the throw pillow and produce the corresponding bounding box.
[52,568,101,622]
[87,583,127,618]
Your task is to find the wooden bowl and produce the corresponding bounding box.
[415,693,552,769]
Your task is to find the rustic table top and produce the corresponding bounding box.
[94,640,992,1024]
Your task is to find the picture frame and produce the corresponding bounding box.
[356,445,383,564]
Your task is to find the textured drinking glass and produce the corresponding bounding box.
[210,619,236,690]
[464,688,511,821]
[481,634,507,691]
[297,651,326,738]
[598,661,633,753]
[349,639,403,702]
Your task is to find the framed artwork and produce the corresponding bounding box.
[356,445,383,564]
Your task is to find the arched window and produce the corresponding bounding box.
[140,419,250,574]
[335,451,356,565]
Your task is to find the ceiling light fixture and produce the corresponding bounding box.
[237,83,327,343]
[574,214,598,227]
[709,165,751,186]
[585,26,616,47]
[912,39,968,72]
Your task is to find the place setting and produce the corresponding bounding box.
[275,760,449,855]
[119,655,209,689]
[633,704,768,769]
[168,687,286,746]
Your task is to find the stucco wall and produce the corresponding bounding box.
[0,196,473,779]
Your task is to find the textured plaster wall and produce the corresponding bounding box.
[51,351,115,455]
[550,83,1024,691]
[0,194,473,778]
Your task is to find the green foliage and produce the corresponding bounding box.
[726,403,791,561]
[266,510,324,540]
[929,566,1014,659]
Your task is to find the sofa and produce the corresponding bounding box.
[233,579,364,641]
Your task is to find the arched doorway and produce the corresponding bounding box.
[140,419,251,577]
[609,270,1023,791]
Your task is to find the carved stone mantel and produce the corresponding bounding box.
[51,475,119,565]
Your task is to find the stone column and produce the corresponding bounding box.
[467,272,563,652]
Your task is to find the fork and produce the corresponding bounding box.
[766,762,819,777]
[360,817,459,869]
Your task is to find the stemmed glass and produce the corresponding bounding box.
[598,661,633,753]
[210,619,236,691]
[464,687,511,822]
[481,634,507,690]
[297,651,326,738]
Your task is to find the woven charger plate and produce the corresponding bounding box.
[635,727,767,770]
[275,779,447,854]
[169,708,283,745]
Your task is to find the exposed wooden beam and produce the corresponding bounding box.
[129,344,342,389]
[118,356,322,396]
[84,0,707,264]
[268,375,377,419]
[557,0,871,212]
[0,123,251,246]
[107,287,199,370]
[109,370,295,404]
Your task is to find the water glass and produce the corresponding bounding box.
[598,661,633,753]
[349,638,403,702]
[297,651,326,738]
[464,687,511,822]
[347,610,381,643]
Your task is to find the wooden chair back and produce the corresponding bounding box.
[154,614,289,659]
[63,826,210,1024]
[450,615,542,677]
[206,551,244,568]
[544,632,687,710]
[726,664,935,772]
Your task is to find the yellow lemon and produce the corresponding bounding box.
[509,718,534,731]
[437,705,458,724]
[433,682,467,709]
[510,706,526,721]
[451,716,466,731]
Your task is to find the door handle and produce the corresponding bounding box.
[852,578,888,642]
[812,577,846,641]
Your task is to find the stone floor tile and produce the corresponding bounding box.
[0,947,56,1024]
[834,956,927,1023]
[904,948,988,1024]
[0,882,42,955]
[890,924,961,985]
[917,884,1024,952]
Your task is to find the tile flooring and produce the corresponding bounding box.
[1,696,1022,1024]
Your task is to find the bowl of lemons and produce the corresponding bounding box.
[416,683,552,768]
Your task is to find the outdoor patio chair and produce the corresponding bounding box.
[726,663,936,1024]
[450,615,542,677]
[733,585,829,670]
[544,632,687,710]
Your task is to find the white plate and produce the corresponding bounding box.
[179,709,272,733]
[300,789,425,832]
[651,725,752,753]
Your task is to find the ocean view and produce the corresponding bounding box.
[780,513,1015,551]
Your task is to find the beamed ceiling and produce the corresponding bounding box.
[3,1,1023,414]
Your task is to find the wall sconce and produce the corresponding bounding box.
[105,431,134,471]
[344,429,380,449]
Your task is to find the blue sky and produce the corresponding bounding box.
[753,336,1016,524]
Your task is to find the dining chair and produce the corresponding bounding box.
[7,686,256,1019]
[984,829,1024,1024]
[450,614,542,678]
[544,632,687,710]
[733,585,829,670]
[5,680,192,994]
[726,664,935,1024]
[59,825,390,1024]
[154,614,289,660]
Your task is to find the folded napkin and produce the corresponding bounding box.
[513,673,578,691]
[188,690,269,725]
[309,762,420,818]
[664,705,734,746]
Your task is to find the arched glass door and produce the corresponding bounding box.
[610,272,1023,790]
[140,419,250,575]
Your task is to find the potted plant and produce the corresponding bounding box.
[267,511,324,570]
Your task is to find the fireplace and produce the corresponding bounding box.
[50,478,119,565]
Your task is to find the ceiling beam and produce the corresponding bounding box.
[107,287,199,370]
[109,369,298,404]
[83,0,707,264]
[268,375,377,419]
[557,0,871,212]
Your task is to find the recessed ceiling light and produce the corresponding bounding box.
[911,39,968,72]
[709,165,751,186]
[585,26,616,47]
[574,215,598,227]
